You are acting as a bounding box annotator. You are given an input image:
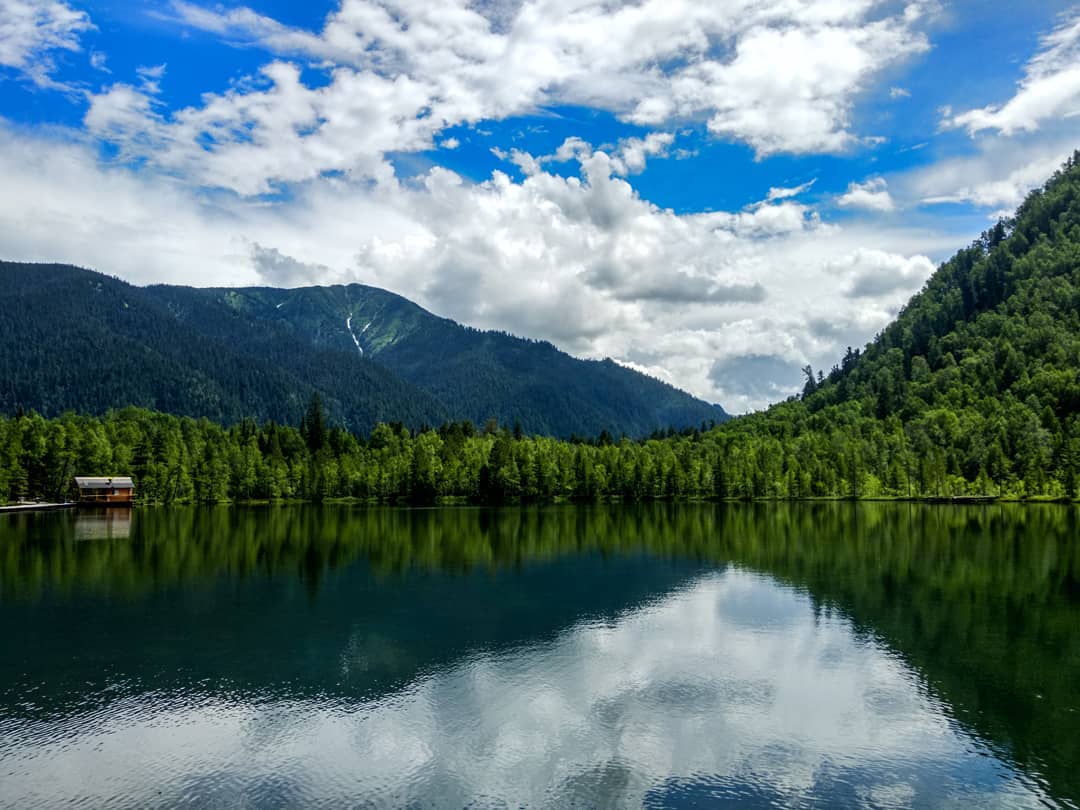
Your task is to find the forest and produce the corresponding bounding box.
[2,153,1080,505]
[0,392,1075,504]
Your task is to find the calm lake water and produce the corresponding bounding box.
[1,504,1078,808]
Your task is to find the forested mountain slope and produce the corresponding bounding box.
[717,150,1080,498]
[147,283,729,437]
[0,263,448,432]
[0,262,727,438]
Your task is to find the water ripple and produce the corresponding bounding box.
[0,557,1069,808]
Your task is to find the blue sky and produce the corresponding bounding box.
[1,0,1078,411]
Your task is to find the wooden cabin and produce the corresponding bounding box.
[74,476,135,506]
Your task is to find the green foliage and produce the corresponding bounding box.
[711,150,1080,500]
[0,408,724,504]
[0,262,447,434]
[0,402,1070,506]
[154,281,732,437]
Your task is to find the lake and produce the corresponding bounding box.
[1,504,1078,808]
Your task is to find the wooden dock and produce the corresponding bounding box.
[0,502,77,514]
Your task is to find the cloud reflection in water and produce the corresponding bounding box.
[0,569,1050,808]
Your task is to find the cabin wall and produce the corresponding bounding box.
[77,488,134,504]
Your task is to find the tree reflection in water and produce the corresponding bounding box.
[1,503,1077,806]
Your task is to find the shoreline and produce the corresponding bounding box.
[0,503,77,514]
[8,497,1076,511]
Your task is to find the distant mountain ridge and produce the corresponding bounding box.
[0,262,728,436]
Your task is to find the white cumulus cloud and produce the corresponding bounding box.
[827,248,935,299]
[837,177,895,212]
[80,0,935,195]
[947,9,1080,136]
[0,0,93,87]
[909,139,1076,212]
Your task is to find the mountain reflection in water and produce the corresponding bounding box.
[0,503,1077,808]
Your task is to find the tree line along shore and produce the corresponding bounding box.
[1,401,1075,506]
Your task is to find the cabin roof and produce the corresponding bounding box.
[74,476,134,489]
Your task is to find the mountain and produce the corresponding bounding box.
[0,263,448,432]
[721,149,1080,498]
[0,262,728,437]
[149,282,729,436]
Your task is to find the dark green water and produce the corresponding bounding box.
[1,504,1078,808]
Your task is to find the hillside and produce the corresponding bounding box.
[0,263,727,437]
[717,149,1080,498]
[149,283,729,437]
[0,263,448,433]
